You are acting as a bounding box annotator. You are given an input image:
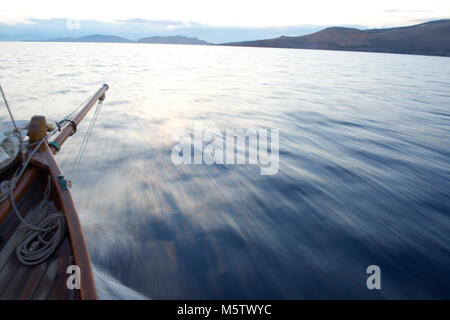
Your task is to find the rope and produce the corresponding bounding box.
[1,91,104,200]
[54,95,91,135]
[0,134,46,203]
[0,84,23,146]
[15,176,66,265]
[0,89,104,265]
[62,95,91,124]
[0,84,26,161]
[68,99,103,183]
[0,135,66,266]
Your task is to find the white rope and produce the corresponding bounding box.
[15,176,66,266]
[56,95,91,131]
[0,84,24,147]
[0,137,42,202]
[0,92,88,202]
[0,135,66,266]
[67,96,91,121]
[0,89,103,265]
[0,135,48,202]
[1,84,26,163]
[68,99,103,183]
[0,91,103,202]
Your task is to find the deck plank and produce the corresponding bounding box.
[31,257,60,300]
[0,206,49,272]
[0,185,74,300]
[0,181,41,254]
[0,263,32,299]
[16,261,49,300]
[16,235,70,300]
[0,168,88,300]
[48,238,73,300]
[0,257,20,297]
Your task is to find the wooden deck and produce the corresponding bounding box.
[0,85,107,300]
[0,175,80,300]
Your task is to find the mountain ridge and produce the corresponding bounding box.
[48,34,133,43]
[221,20,450,57]
[44,34,210,45]
[138,35,209,45]
[16,20,450,57]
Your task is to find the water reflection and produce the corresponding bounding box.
[0,43,449,298]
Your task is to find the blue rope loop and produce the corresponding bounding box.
[57,175,69,191]
[48,141,60,151]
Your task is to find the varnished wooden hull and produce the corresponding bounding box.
[0,138,97,300]
[0,84,108,300]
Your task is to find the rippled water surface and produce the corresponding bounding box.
[1,42,449,299]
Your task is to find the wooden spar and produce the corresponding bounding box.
[0,84,110,299]
[50,84,109,154]
[1,84,109,222]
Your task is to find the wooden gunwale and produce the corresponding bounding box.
[0,84,109,299]
[30,143,97,299]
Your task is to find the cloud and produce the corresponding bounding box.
[116,18,187,26]
[383,9,435,14]
[403,17,444,24]
[0,17,341,43]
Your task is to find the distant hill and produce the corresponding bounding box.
[45,34,210,45]
[222,20,450,57]
[48,34,133,43]
[138,35,209,45]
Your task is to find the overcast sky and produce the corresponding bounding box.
[1,0,449,27]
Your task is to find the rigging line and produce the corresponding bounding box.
[0,84,25,147]
[56,93,93,131]
[0,135,47,202]
[0,118,65,264]
[66,95,91,121]
[0,126,58,203]
[70,100,102,180]
[68,99,104,183]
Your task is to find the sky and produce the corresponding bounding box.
[1,0,450,27]
[0,0,449,42]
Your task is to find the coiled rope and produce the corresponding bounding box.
[0,136,66,266]
[15,176,66,265]
[0,85,94,265]
[1,85,104,265]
